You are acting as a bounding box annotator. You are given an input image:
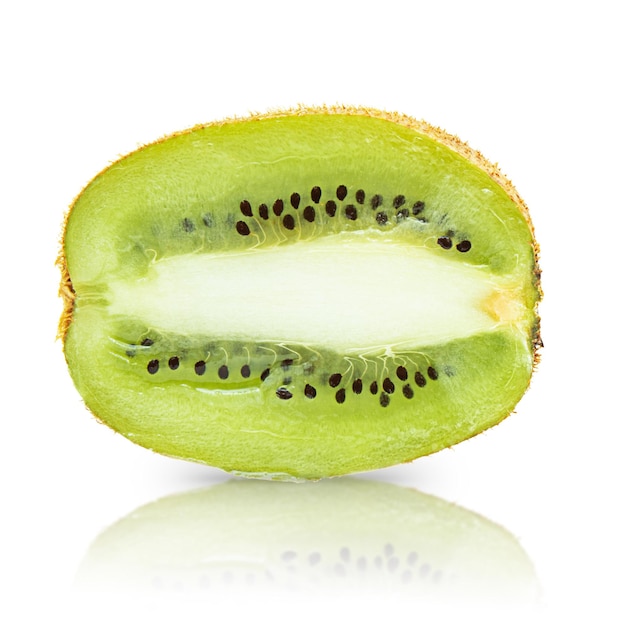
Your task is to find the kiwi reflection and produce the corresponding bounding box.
[75,478,539,601]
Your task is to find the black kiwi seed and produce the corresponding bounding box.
[383,377,395,393]
[345,205,357,220]
[370,381,379,395]
[283,215,295,230]
[168,356,180,370]
[427,366,438,380]
[396,366,408,381]
[437,236,452,249]
[141,338,154,346]
[240,200,253,217]
[303,206,316,222]
[356,189,365,204]
[281,359,294,369]
[380,392,390,407]
[290,192,301,209]
[195,360,206,375]
[402,384,414,399]
[273,199,284,216]
[336,185,348,201]
[182,217,195,232]
[236,221,250,236]
[329,373,342,388]
[412,201,425,215]
[335,388,346,404]
[325,200,337,217]
[241,364,251,378]
[371,194,383,209]
[393,195,406,208]
[352,378,363,394]
[218,365,229,380]
[202,213,214,228]
[415,372,427,387]
[147,359,159,374]
[376,212,388,225]
[397,208,409,220]
[456,240,472,252]
[276,387,293,400]
[311,186,322,203]
[260,367,270,381]
[258,203,269,220]
[304,383,317,399]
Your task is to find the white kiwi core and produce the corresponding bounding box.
[107,233,513,353]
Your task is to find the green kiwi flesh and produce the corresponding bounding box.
[60,107,541,479]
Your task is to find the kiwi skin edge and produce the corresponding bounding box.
[57,105,542,479]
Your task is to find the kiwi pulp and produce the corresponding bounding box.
[59,107,541,479]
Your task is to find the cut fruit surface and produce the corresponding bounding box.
[60,106,541,479]
[106,235,512,352]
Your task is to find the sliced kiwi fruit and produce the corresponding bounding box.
[59,106,541,479]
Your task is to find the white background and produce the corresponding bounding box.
[2,1,624,623]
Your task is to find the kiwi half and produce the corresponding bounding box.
[59,106,541,479]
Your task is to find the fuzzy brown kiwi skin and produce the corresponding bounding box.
[57,249,75,341]
[57,105,542,370]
